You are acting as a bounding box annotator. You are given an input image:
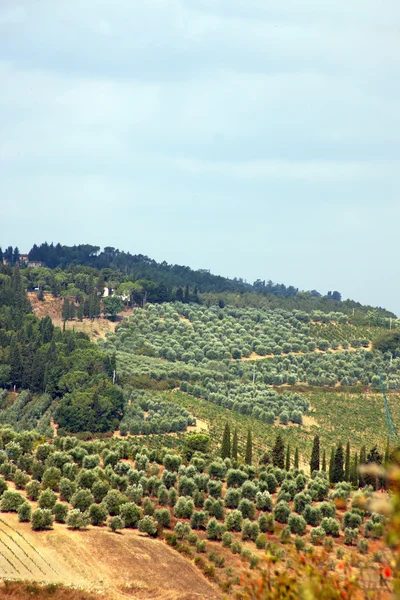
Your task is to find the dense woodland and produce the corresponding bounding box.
[1,242,396,319]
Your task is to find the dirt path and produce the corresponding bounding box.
[236,344,371,362]
[0,513,221,600]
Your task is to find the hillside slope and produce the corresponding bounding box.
[0,513,220,600]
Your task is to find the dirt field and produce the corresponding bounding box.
[0,513,221,600]
[28,293,131,340]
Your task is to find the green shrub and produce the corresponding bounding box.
[344,527,358,546]
[71,489,94,512]
[294,536,306,551]
[231,540,242,554]
[256,533,267,549]
[154,508,171,528]
[53,502,69,523]
[42,467,62,491]
[280,526,291,544]
[26,481,41,501]
[190,510,208,530]
[38,489,57,510]
[258,513,274,533]
[31,508,54,531]
[343,511,362,530]
[310,526,326,545]
[321,517,340,537]
[288,513,306,536]
[138,515,158,537]
[206,517,225,540]
[196,539,207,553]
[89,503,107,526]
[18,502,32,523]
[59,478,76,502]
[109,515,125,533]
[13,469,30,490]
[358,538,369,554]
[222,532,233,547]
[67,509,89,530]
[303,505,322,526]
[238,498,255,520]
[1,490,25,512]
[225,510,242,532]
[274,501,291,524]
[319,502,336,518]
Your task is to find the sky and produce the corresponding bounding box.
[1,1,400,314]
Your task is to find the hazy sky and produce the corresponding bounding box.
[1,1,400,313]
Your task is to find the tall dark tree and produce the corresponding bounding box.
[328,448,335,484]
[365,445,384,490]
[232,428,238,462]
[13,247,20,265]
[184,284,190,304]
[310,434,320,473]
[359,445,366,487]
[350,453,359,488]
[221,423,231,459]
[345,441,350,481]
[332,443,345,483]
[245,429,252,465]
[0,247,3,263]
[62,298,70,322]
[285,444,291,471]
[294,447,299,469]
[69,301,76,320]
[321,450,326,472]
[272,434,285,469]
[176,287,184,302]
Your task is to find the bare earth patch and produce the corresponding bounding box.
[235,344,371,362]
[28,292,131,340]
[0,513,220,600]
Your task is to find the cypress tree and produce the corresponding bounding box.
[184,284,190,303]
[221,423,231,459]
[310,434,320,473]
[332,443,345,483]
[69,301,76,320]
[294,447,299,469]
[322,449,327,472]
[272,434,285,469]
[77,303,84,321]
[359,445,366,487]
[345,441,350,481]
[245,429,252,465]
[285,444,290,471]
[62,298,70,322]
[329,448,335,484]
[83,297,90,318]
[176,287,184,302]
[350,453,359,488]
[232,428,238,462]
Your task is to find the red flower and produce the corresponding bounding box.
[383,566,392,578]
[338,562,344,570]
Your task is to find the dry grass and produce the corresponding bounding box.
[0,581,98,600]
[27,293,131,341]
[0,514,221,600]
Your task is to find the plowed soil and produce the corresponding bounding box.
[0,514,221,600]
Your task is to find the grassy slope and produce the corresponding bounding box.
[163,389,400,462]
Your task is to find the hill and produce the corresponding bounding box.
[0,512,220,599]
[3,242,398,316]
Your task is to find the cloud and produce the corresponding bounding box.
[171,157,400,183]
[0,0,400,312]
